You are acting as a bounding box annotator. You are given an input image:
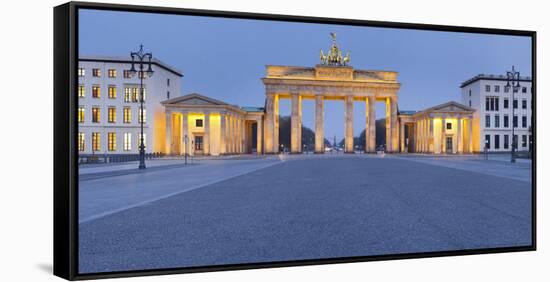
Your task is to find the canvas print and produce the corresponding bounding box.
[76,8,533,274]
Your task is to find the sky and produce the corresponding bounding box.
[79,9,532,141]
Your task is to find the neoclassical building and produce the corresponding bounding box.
[162,94,264,156]
[160,34,478,156]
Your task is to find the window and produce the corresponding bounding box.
[485,85,491,92]
[123,133,132,151]
[522,115,527,128]
[92,85,100,98]
[78,85,85,98]
[494,135,500,149]
[124,70,131,78]
[124,87,131,102]
[132,88,139,102]
[513,135,518,149]
[513,99,518,109]
[78,133,85,151]
[503,98,509,109]
[469,100,471,107]
[513,115,518,128]
[78,107,85,123]
[494,85,500,92]
[142,88,147,101]
[522,135,527,147]
[522,99,527,109]
[92,132,101,151]
[468,90,471,97]
[504,115,509,128]
[138,109,146,124]
[446,123,452,130]
[108,107,116,123]
[78,68,85,77]
[485,135,490,149]
[196,119,203,127]
[92,107,100,123]
[494,114,500,128]
[108,69,117,78]
[504,134,509,149]
[123,107,131,123]
[485,114,490,128]
[108,86,116,99]
[92,68,101,77]
[522,87,527,93]
[138,133,146,149]
[167,78,170,86]
[108,132,117,151]
[504,86,510,93]
[167,91,170,99]
[485,97,499,111]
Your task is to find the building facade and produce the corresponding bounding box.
[399,102,475,154]
[162,94,264,156]
[78,56,183,156]
[461,74,533,152]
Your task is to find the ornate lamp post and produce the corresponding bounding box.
[506,66,521,163]
[128,45,154,169]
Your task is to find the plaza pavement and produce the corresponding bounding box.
[78,154,532,273]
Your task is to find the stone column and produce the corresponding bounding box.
[457,117,463,154]
[416,121,420,153]
[204,112,210,155]
[366,96,376,153]
[314,95,324,153]
[228,115,234,154]
[385,97,391,152]
[265,94,277,153]
[181,113,189,155]
[256,119,263,154]
[429,118,434,153]
[165,111,172,155]
[345,95,354,153]
[291,94,302,153]
[426,118,430,152]
[220,114,226,155]
[241,118,247,153]
[237,117,242,153]
[400,121,405,153]
[391,96,398,153]
[419,119,424,153]
[441,117,446,154]
[468,117,473,153]
[273,96,279,153]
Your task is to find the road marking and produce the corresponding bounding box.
[79,159,283,224]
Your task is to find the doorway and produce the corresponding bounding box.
[446,137,453,154]
[194,135,204,155]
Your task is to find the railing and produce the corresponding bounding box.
[78,152,164,164]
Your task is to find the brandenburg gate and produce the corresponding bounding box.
[262,33,401,154]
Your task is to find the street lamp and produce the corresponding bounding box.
[184,134,189,165]
[506,66,521,163]
[128,44,154,169]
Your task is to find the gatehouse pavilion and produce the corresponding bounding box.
[160,34,477,156]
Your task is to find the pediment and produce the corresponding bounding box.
[429,101,474,113]
[162,93,228,106]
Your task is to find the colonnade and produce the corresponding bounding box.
[165,110,262,156]
[264,93,399,154]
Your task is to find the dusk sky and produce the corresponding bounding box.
[79,9,532,141]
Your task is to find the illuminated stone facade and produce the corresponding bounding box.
[161,93,264,156]
[399,102,475,154]
[262,64,400,154]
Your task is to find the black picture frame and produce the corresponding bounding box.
[54,1,537,280]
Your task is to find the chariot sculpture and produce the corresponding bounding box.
[320,32,351,66]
